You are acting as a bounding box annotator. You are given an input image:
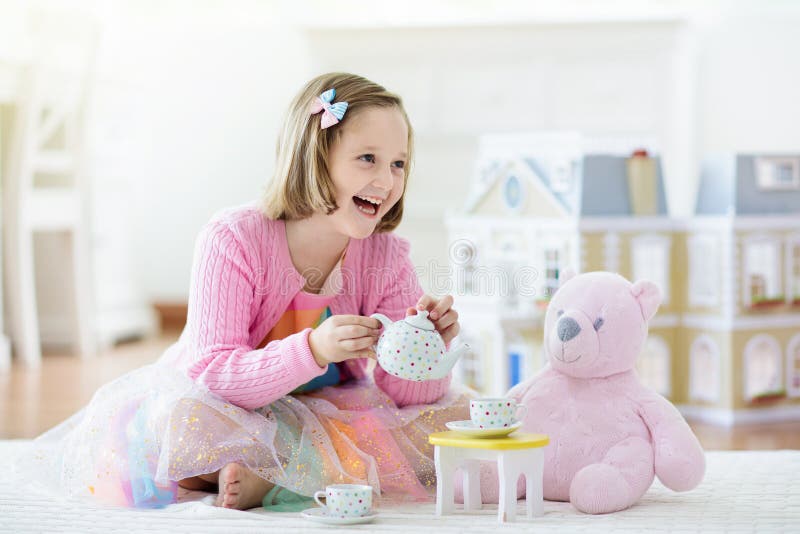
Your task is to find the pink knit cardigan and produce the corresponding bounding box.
[160,204,451,410]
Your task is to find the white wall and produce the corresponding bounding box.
[9,0,800,302]
[87,2,311,300]
[695,8,800,154]
[304,21,693,283]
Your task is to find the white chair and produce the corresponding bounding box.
[2,14,98,367]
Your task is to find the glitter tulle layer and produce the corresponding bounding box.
[22,363,470,508]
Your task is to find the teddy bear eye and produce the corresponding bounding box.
[557,309,564,317]
[593,317,605,331]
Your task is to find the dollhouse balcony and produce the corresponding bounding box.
[748,296,787,309]
[749,390,787,405]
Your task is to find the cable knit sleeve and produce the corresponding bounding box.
[370,236,452,407]
[183,221,326,410]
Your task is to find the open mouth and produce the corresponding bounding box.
[352,194,383,218]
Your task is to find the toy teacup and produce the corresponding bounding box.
[470,398,527,429]
[313,484,373,518]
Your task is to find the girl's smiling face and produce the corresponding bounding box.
[326,106,408,239]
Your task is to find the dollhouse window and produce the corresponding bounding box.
[787,334,800,398]
[542,248,560,300]
[636,335,671,397]
[755,157,800,190]
[743,335,784,401]
[632,235,670,305]
[457,333,483,392]
[743,238,782,306]
[788,239,800,303]
[689,335,721,402]
[688,234,719,307]
[550,159,574,193]
[461,264,476,295]
[507,342,530,389]
[503,175,526,212]
[453,238,478,295]
[604,232,621,273]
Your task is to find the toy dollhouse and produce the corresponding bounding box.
[446,132,800,425]
[679,154,800,424]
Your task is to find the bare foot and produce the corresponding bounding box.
[215,463,274,510]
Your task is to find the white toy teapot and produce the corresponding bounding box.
[370,310,471,382]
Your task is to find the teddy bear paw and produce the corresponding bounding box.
[569,463,634,514]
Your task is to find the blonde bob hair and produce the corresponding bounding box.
[262,72,413,233]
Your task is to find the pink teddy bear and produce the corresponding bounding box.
[460,271,706,514]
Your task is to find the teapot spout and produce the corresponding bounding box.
[431,343,471,380]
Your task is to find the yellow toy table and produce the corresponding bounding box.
[429,431,549,523]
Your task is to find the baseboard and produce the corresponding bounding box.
[94,307,159,349]
[677,403,800,426]
[39,305,159,350]
[153,301,188,332]
[38,316,78,349]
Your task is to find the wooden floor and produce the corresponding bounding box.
[2,332,799,449]
[0,332,176,439]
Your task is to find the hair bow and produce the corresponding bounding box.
[310,88,348,129]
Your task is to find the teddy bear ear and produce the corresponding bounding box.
[630,280,662,321]
[558,267,577,288]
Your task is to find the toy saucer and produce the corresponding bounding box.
[445,420,522,438]
[300,507,378,525]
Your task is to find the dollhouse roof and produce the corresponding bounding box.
[579,155,669,216]
[696,154,800,215]
[465,154,669,217]
[520,157,580,215]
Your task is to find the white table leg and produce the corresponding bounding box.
[497,452,518,523]
[462,459,482,511]
[435,445,455,516]
[525,449,544,518]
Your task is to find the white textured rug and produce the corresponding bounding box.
[1,441,797,533]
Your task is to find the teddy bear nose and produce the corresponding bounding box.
[557,316,581,342]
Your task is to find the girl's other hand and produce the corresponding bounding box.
[309,315,382,367]
[407,294,460,346]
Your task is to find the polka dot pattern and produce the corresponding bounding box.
[469,398,524,429]
[375,315,447,382]
[314,484,372,518]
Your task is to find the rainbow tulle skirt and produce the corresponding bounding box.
[23,364,470,508]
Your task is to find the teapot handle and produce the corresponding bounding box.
[369,313,391,357]
[370,313,393,330]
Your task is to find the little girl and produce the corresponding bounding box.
[28,72,470,510]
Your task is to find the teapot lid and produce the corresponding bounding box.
[404,310,436,331]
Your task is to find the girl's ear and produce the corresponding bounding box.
[630,280,662,321]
